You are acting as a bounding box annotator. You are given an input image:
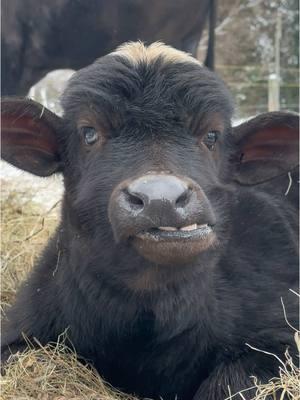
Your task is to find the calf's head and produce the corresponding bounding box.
[1,42,298,274]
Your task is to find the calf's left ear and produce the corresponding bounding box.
[231,112,299,185]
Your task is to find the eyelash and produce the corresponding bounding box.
[202,131,220,151]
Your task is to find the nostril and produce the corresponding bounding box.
[123,189,144,210]
[130,194,144,207]
[175,188,192,208]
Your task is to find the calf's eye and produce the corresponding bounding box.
[202,131,219,151]
[81,127,99,145]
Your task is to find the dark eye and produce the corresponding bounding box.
[202,131,219,151]
[81,127,99,145]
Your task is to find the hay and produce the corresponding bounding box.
[226,333,300,400]
[1,334,137,400]
[1,189,59,312]
[1,188,299,399]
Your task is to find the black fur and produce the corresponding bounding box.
[2,0,215,95]
[1,48,298,400]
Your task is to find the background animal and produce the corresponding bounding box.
[1,0,216,96]
[1,42,298,400]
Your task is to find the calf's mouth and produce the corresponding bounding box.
[132,223,216,265]
[137,223,213,240]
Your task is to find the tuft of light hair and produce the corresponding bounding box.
[111,41,202,66]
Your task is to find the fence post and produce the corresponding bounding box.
[268,73,280,111]
[269,11,282,111]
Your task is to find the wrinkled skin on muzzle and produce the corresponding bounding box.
[108,173,217,264]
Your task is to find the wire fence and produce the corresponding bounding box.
[216,65,299,117]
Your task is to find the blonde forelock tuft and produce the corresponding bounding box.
[110,41,201,67]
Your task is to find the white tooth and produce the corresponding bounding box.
[180,223,198,231]
[197,223,208,229]
[159,226,177,231]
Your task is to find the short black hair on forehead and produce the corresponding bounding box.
[62,42,234,124]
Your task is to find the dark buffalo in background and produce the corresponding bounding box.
[1,0,216,96]
[1,42,298,400]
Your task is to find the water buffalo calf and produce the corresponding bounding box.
[1,42,299,400]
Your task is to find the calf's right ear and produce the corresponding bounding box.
[1,98,64,177]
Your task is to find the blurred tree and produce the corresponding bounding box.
[198,0,299,117]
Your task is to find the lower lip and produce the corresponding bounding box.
[133,225,216,265]
[136,225,213,241]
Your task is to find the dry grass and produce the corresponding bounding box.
[1,334,137,400]
[1,189,59,312]
[1,188,299,400]
[226,332,300,400]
